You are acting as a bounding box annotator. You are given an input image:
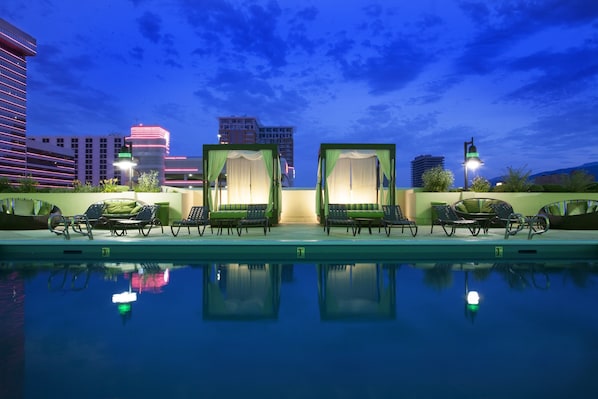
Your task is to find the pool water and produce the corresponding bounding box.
[1,261,598,399]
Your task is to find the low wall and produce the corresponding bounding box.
[3,190,598,226]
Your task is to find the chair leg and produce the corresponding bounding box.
[171,224,181,237]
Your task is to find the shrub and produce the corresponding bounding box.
[470,176,490,192]
[495,166,532,192]
[100,178,121,192]
[136,170,161,192]
[422,166,454,192]
[562,170,594,192]
[19,176,38,193]
[0,177,13,193]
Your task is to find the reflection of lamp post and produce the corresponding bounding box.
[112,278,137,324]
[464,271,480,323]
[463,137,483,190]
[113,143,137,190]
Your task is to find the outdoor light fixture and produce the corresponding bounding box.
[113,143,137,190]
[463,137,483,191]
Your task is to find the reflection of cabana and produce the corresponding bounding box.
[317,264,396,320]
[316,143,396,223]
[203,264,281,320]
[202,144,282,225]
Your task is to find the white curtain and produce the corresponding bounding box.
[226,150,269,203]
[328,150,377,203]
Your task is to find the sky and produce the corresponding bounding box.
[2,0,597,188]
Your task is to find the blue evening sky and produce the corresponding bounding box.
[2,0,597,187]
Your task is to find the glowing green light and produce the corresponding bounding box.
[118,303,131,315]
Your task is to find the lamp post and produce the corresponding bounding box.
[113,143,137,190]
[463,137,483,190]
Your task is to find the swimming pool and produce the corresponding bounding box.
[1,261,597,398]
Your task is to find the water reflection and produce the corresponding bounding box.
[1,260,598,398]
[203,263,281,320]
[317,264,396,320]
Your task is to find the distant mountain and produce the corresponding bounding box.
[531,162,598,180]
[490,162,598,184]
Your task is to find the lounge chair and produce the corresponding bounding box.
[325,204,357,236]
[381,205,418,237]
[236,204,269,236]
[432,204,481,237]
[78,202,105,228]
[170,206,210,237]
[491,201,549,240]
[109,205,163,236]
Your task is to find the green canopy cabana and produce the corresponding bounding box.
[315,143,396,223]
[202,144,282,224]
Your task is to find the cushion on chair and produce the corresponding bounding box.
[105,200,137,214]
[34,201,54,216]
[461,199,481,213]
[131,204,145,214]
[480,200,496,214]
[545,204,562,216]
[566,201,588,216]
[13,199,35,216]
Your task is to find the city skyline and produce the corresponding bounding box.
[2,0,597,187]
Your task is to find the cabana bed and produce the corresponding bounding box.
[202,144,282,226]
[315,143,396,225]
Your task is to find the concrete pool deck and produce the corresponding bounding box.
[1,223,597,263]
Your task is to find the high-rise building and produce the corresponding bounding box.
[30,134,127,186]
[257,125,294,167]
[218,116,295,186]
[127,124,170,185]
[217,117,258,144]
[411,155,445,188]
[0,18,36,185]
[26,138,76,189]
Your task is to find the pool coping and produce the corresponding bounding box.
[2,224,598,263]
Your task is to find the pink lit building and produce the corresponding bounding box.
[0,18,36,185]
[127,125,170,185]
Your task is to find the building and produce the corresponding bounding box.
[0,18,36,185]
[164,155,203,189]
[217,117,258,145]
[411,155,445,188]
[26,138,76,189]
[127,125,170,185]
[30,134,127,186]
[218,116,295,186]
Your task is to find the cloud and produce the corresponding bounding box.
[193,66,309,121]
[137,11,162,43]
[503,46,598,105]
[183,0,288,68]
[130,46,144,61]
[455,0,598,76]
[339,38,434,94]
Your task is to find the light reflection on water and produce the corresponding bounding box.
[1,261,598,399]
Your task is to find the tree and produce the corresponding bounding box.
[422,166,454,192]
[494,166,531,192]
[470,176,490,192]
[136,170,161,192]
[562,170,594,192]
